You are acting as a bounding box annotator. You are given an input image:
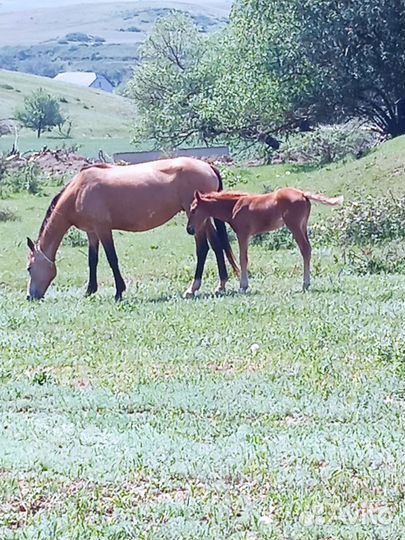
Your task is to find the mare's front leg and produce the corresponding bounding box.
[237,234,250,292]
[98,229,126,301]
[85,232,99,296]
[184,229,209,298]
[206,220,228,295]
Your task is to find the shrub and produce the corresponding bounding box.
[65,32,91,42]
[220,167,248,190]
[312,195,405,246]
[347,242,405,275]
[63,227,87,247]
[0,206,18,221]
[252,228,296,250]
[1,162,46,197]
[274,125,381,166]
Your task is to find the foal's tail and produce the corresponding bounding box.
[210,164,240,276]
[303,191,344,207]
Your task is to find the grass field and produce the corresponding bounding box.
[0,138,404,538]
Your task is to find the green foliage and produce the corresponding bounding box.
[220,166,248,190]
[275,125,380,165]
[294,0,405,137]
[347,242,405,275]
[15,88,65,138]
[311,195,405,246]
[63,227,88,247]
[0,162,46,197]
[0,205,18,222]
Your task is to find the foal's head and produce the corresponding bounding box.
[186,191,210,236]
[26,237,57,300]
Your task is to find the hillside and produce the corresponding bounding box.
[245,136,405,199]
[0,69,136,156]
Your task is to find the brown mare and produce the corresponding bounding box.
[26,157,238,300]
[186,188,343,292]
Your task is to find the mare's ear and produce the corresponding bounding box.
[194,190,202,201]
[27,237,35,251]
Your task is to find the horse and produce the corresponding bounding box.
[186,188,343,292]
[26,158,239,301]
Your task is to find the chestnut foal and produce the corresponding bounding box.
[186,188,343,292]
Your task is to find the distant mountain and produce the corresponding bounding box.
[0,1,230,86]
[0,1,230,46]
[0,0,231,12]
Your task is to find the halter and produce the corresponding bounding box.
[37,246,55,266]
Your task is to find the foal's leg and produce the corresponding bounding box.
[98,229,126,301]
[85,232,99,296]
[285,221,312,291]
[206,220,228,295]
[237,234,250,292]
[183,229,209,298]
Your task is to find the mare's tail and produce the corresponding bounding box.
[210,165,240,276]
[303,191,344,207]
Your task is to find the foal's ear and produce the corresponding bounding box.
[27,237,35,251]
[194,190,202,201]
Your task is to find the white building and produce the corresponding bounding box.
[53,72,114,92]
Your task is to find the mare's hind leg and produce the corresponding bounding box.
[206,220,228,295]
[184,229,209,298]
[85,232,99,296]
[284,218,312,291]
[98,229,126,301]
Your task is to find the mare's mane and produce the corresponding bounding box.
[37,185,68,240]
[37,163,113,240]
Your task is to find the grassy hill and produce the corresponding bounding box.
[0,69,137,156]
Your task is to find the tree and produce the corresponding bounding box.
[129,1,405,156]
[127,13,221,150]
[15,88,65,138]
[294,0,405,137]
[224,0,405,138]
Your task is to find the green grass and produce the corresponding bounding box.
[0,138,405,538]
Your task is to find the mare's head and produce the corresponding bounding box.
[186,191,210,235]
[26,237,57,300]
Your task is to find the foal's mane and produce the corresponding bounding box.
[37,184,68,240]
[201,190,249,201]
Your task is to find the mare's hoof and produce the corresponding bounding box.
[115,293,123,302]
[239,287,249,294]
[302,283,311,292]
[183,289,195,299]
[85,288,97,297]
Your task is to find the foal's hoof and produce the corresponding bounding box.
[214,287,226,297]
